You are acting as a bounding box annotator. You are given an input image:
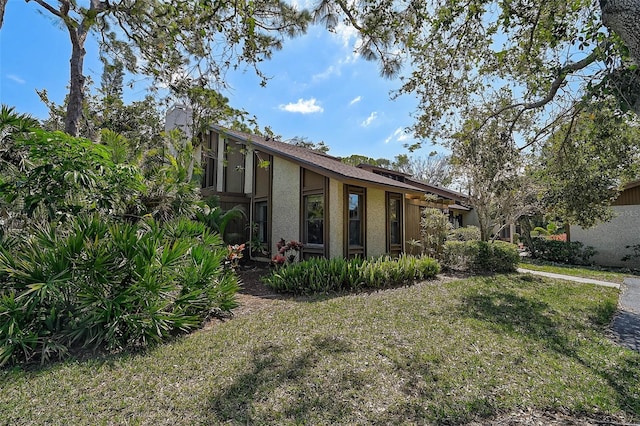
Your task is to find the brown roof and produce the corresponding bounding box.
[404,177,468,203]
[210,125,425,195]
[356,163,468,203]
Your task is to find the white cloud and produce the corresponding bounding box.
[349,96,362,106]
[333,22,359,49]
[385,127,412,143]
[279,98,324,114]
[7,74,25,84]
[361,112,378,127]
[312,65,340,82]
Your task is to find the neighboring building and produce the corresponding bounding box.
[570,180,640,268]
[200,125,474,260]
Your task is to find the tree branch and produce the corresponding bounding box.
[27,0,63,18]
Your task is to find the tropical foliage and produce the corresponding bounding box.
[263,255,440,294]
[0,107,240,367]
[0,216,237,366]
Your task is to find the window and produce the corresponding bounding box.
[255,201,268,243]
[387,193,403,255]
[301,169,328,258]
[345,186,365,257]
[202,131,218,188]
[348,193,362,246]
[252,152,272,254]
[304,194,324,244]
[225,141,245,193]
[389,197,401,244]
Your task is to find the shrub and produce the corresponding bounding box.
[442,240,519,273]
[271,238,304,266]
[262,254,440,295]
[0,128,144,225]
[419,208,452,258]
[0,215,238,367]
[525,238,596,265]
[447,226,481,242]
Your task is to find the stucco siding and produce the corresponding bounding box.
[571,205,640,268]
[464,210,480,228]
[271,157,301,255]
[244,149,253,195]
[329,179,344,258]
[367,188,387,257]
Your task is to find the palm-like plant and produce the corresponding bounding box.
[195,196,246,242]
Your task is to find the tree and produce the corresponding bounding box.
[392,152,453,187]
[38,59,164,151]
[286,136,331,154]
[1,0,311,136]
[538,102,640,228]
[340,155,392,168]
[451,112,541,242]
[315,0,640,148]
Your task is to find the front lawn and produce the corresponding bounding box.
[519,259,639,284]
[1,274,638,424]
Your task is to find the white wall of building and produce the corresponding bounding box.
[329,179,344,258]
[366,188,387,257]
[571,205,640,268]
[271,156,301,255]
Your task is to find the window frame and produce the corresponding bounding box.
[252,152,272,257]
[386,192,403,255]
[300,169,329,259]
[344,185,366,258]
[202,131,218,189]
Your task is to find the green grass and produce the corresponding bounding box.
[1,275,639,424]
[519,259,640,284]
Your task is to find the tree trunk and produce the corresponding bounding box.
[65,28,86,137]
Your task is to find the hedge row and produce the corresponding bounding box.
[262,254,440,294]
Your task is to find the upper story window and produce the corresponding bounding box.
[224,140,245,193]
[202,131,218,188]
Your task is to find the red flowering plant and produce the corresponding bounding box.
[226,243,245,270]
[271,238,304,266]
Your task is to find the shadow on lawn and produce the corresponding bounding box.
[460,284,640,419]
[204,335,361,424]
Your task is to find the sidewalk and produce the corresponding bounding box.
[517,268,640,352]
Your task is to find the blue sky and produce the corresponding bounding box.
[0,1,443,159]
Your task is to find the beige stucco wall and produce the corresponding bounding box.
[366,188,387,257]
[271,156,301,255]
[463,209,479,228]
[244,148,253,195]
[571,205,640,268]
[328,179,344,258]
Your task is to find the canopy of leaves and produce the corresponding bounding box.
[538,104,640,227]
[317,0,636,148]
[451,113,541,241]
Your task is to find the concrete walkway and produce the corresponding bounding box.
[516,268,620,289]
[518,268,640,352]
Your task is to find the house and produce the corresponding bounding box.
[570,180,640,268]
[355,164,478,245]
[199,125,475,260]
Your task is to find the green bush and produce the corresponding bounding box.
[262,254,440,295]
[525,238,596,265]
[447,226,481,241]
[442,240,519,273]
[0,215,238,367]
[0,128,145,224]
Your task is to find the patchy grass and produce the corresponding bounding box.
[519,259,640,284]
[1,275,639,425]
